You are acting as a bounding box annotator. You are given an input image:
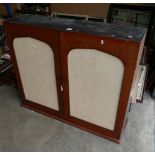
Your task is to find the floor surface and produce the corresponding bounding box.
[0,85,155,151]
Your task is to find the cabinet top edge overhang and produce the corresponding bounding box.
[6,14,147,42]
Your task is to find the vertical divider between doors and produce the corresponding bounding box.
[59,32,70,116]
[57,30,65,114]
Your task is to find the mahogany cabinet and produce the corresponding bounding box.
[4,15,146,143]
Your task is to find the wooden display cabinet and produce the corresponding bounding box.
[4,15,146,143]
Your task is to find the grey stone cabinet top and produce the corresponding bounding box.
[8,14,147,42]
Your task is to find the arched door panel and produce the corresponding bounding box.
[68,49,124,130]
[13,37,59,110]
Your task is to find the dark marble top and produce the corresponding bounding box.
[7,14,147,42]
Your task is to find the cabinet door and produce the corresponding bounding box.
[5,23,62,112]
[60,31,139,139]
[67,48,124,130]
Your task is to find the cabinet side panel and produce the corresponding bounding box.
[68,49,124,130]
[13,37,59,110]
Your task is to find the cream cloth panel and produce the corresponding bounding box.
[68,49,124,130]
[13,37,59,110]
